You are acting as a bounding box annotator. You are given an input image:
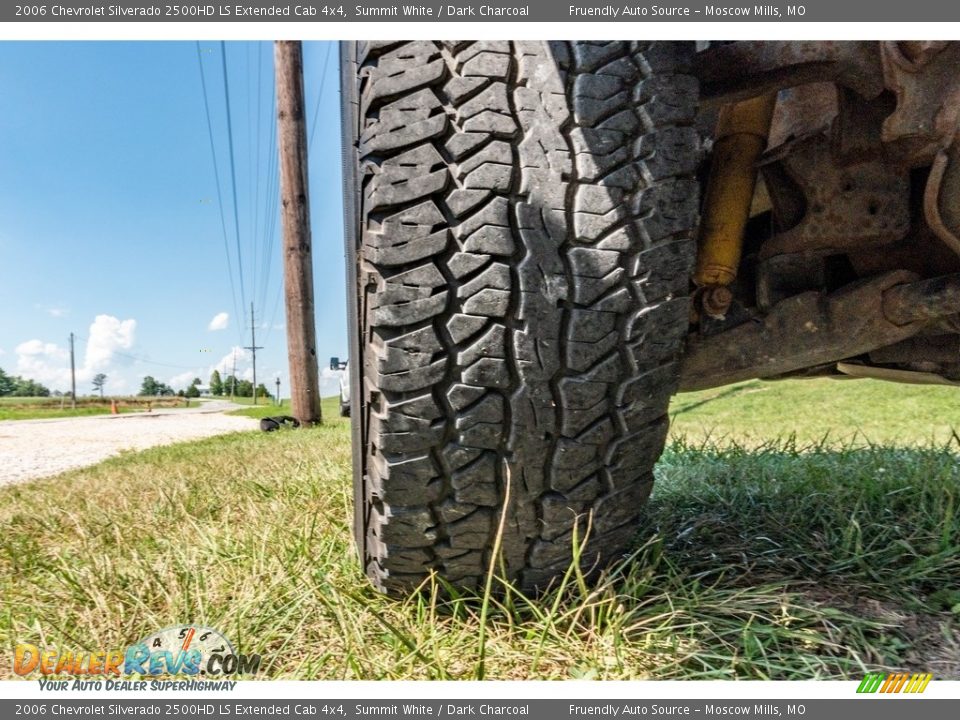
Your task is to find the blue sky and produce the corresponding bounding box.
[0,41,346,398]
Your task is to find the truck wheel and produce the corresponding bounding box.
[342,41,699,594]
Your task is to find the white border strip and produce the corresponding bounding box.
[3,21,960,41]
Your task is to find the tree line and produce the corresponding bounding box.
[0,365,272,400]
[0,367,51,397]
[138,370,271,400]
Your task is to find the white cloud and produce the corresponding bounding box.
[320,367,344,398]
[168,371,200,390]
[14,339,71,387]
[208,312,229,331]
[83,315,135,376]
[209,346,249,376]
[35,304,69,318]
[0,347,5,356]
[13,314,136,391]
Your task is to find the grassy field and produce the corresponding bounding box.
[671,378,960,447]
[1,384,958,680]
[226,398,292,418]
[222,394,285,407]
[0,396,187,421]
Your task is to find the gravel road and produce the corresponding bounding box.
[0,401,258,487]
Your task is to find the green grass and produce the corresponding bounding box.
[1,387,958,680]
[0,396,183,421]
[226,395,279,407]
[671,378,960,446]
[227,399,293,419]
[0,406,120,421]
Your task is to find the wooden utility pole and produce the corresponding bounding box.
[69,332,76,409]
[244,302,263,405]
[275,40,321,425]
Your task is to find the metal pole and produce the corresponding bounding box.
[245,302,263,405]
[275,377,281,406]
[69,332,76,409]
[275,40,322,425]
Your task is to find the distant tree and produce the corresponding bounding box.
[92,373,107,399]
[185,378,201,398]
[11,377,50,397]
[177,389,186,398]
[0,368,50,397]
[255,383,271,401]
[236,379,253,397]
[139,376,174,397]
[139,376,160,396]
[0,367,15,396]
[223,374,238,397]
[209,370,223,396]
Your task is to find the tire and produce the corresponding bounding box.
[343,40,699,595]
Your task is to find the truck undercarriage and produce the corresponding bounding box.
[341,40,960,594]
[686,41,960,391]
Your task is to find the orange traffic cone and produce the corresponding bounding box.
[110,399,118,415]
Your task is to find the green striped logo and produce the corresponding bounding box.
[857,673,932,694]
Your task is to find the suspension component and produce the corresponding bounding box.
[694,94,777,318]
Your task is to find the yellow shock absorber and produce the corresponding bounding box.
[695,94,778,290]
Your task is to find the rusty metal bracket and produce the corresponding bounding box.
[695,42,885,107]
[682,270,960,391]
[679,271,922,391]
[882,272,960,325]
[697,41,960,170]
[758,133,911,259]
[880,41,960,167]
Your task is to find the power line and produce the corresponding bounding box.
[259,111,279,315]
[252,41,265,309]
[264,278,284,347]
[258,41,325,330]
[248,42,258,317]
[257,83,280,317]
[262,40,330,352]
[70,336,205,373]
[308,42,334,153]
[220,40,247,319]
[196,41,243,346]
[109,349,205,371]
[263,39,331,347]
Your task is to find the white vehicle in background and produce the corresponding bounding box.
[330,357,349,417]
